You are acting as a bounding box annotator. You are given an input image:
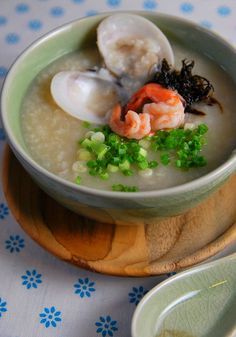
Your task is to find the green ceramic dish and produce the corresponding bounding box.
[2,12,236,225]
[132,253,236,337]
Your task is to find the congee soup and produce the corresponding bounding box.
[20,14,236,192]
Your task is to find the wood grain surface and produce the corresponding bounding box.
[3,146,236,276]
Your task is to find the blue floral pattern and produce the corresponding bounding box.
[166,271,177,277]
[107,0,121,8]
[39,306,62,328]
[200,20,212,29]
[95,315,118,336]
[0,67,8,78]
[21,270,42,289]
[50,6,65,17]
[143,0,158,10]
[0,16,7,26]
[0,128,6,140]
[5,33,20,44]
[0,203,9,219]
[128,286,148,305]
[180,2,194,13]
[74,277,96,298]
[217,5,231,16]
[15,3,30,13]
[0,2,235,337]
[28,19,43,31]
[0,298,7,318]
[72,0,85,3]
[5,235,25,253]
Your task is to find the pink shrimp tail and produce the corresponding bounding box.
[109,104,151,140]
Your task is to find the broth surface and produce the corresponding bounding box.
[21,43,236,191]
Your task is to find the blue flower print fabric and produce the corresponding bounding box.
[0,298,7,319]
[0,1,236,337]
[5,235,25,253]
[128,286,149,306]
[39,306,62,328]
[74,277,96,298]
[21,270,42,289]
[95,315,118,337]
[0,203,9,219]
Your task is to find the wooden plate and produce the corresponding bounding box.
[3,146,236,276]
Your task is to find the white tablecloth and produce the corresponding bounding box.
[0,1,236,336]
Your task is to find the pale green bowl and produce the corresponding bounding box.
[132,254,236,337]
[2,12,236,225]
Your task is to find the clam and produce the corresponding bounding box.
[51,14,174,124]
[97,13,174,88]
[50,69,121,124]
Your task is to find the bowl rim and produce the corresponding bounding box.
[2,10,236,199]
[131,253,236,337]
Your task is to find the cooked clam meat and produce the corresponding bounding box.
[97,13,174,82]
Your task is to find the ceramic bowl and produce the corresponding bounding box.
[131,253,236,337]
[2,12,236,225]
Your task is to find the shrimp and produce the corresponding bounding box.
[109,104,151,139]
[126,83,185,131]
[125,83,184,112]
[109,83,185,139]
[143,101,185,130]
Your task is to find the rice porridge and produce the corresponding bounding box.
[21,43,236,191]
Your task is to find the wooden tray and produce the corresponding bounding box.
[3,146,236,276]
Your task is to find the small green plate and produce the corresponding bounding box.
[132,254,236,337]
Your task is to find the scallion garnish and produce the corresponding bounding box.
[76,176,82,185]
[82,121,91,129]
[112,184,139,192]
[76,124,208,191]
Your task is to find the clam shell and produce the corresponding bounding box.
[50,70,120,124]
[97,13,174,81]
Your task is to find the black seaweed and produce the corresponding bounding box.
[149,59,214,113]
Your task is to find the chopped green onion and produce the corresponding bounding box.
[88,169,97,176]
[197,123,208,135]
[122,169,133,176]
[118,146,127,155]
[97,148,109,160]
[111,184,123,191]
[93,127,102,132]
[112,184,139,192]
[82,121,91,129]
[160,153,170,166]
[75,176,82,185]
[87,160,97,168]
[76,123,208,190]
[108,133,120,144]
[77,149,93,161]
[90,142,109,160]
[107,164,119,173]
[176,159,182,168]
[119,160,130,171]
[112,157,121,165]
[85,131,95,139]
[138,159,149,170]
[148,160,158,168]
[81,138,92,148]
[91,132,105,143]
[150,124,208,169]
[99,172,109,180]
[139,148,147,157]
